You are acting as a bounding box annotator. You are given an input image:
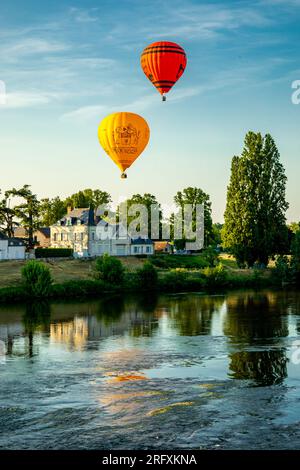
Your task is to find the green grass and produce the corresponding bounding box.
[150,254,210,269]
[219,253,239,269]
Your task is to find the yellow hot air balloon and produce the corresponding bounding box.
[98,112,150,178]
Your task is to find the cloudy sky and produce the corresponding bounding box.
[0,0,300,221]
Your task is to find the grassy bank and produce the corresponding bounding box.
[0,257,147,288]
[0,257,276,304]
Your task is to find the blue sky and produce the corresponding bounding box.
[0,0,300,222]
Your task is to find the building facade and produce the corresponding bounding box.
[0,233,26,260]
[50,208,154,258]
[14,227,51,248]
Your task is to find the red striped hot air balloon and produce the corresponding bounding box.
[140,41,187,101]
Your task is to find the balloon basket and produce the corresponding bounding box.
[121,173,127,179]
[162,95,166,102]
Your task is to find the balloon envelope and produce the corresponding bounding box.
[141,41,187,99]
[98,112,150,177]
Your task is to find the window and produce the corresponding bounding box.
[134,246,138,254]
[146,246,150,253]
[92,232,95,241]
[54,233,57,242]
[81,233,84,241]
[60,233,64,241]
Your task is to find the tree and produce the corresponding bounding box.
[222,132,288,267]
[0,190,17,237]
[291,230,300,283]
[7,185,40,249]
[289,222,300,234]
[64,188,111,210]
[39,197,66,226]
[118,193,162,239]
[212,223,223,246]
[173,187,213,247]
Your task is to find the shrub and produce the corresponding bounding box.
[203,264,228,287]
[159,270,189,292]
[136,262,158,289]
[51,279,110,298]
[202,247,219,267]
[21,260,53,298]
[273,255,291,284]
[0,286,27,303]
[35,248,73,258]
[93,254,125,285]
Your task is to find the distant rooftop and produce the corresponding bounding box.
[131,237,153,245]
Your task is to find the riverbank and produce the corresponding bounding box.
[0,255,276,303]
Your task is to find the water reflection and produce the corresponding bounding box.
[166,294,224,336]
[1,290,300,449]
[0,290,296,384]
[223,292,289,385]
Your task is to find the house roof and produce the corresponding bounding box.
[0,232,25,246]
[131,237,154,245]
[0,232,8,240]
[14,227,50,238]
[154,241,171,249]
[56,208,97,227]
[8,237,26,247]
[38,227,50,238]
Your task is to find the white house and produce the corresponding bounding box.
[50,208,154,258]
[0,233,26,260]
[131,237,154,255]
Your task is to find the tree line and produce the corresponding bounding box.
[0,185,217,249]
[0,131,297,265]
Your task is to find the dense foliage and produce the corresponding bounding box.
[93,254,125,284]
[173,187,213,247]
[223,132,288,267]
[135,262,158,289]
[21,260,53,298]
[35,248,73,258]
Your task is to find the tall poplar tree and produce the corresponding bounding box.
[223,132,288,267]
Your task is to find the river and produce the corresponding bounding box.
[1,290,300,450]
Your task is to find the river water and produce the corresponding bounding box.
[1,290,300,450]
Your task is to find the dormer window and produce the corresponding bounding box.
[66,218,72,226]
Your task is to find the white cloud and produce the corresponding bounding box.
[69,7,99,23]
[262,0,300,5]
[59,86,203,123]
[2,91,55,109]
[1,38,69,59]
[106,2,272,45]
[60,104,109,122]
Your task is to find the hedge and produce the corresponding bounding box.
[35,248,73,258]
